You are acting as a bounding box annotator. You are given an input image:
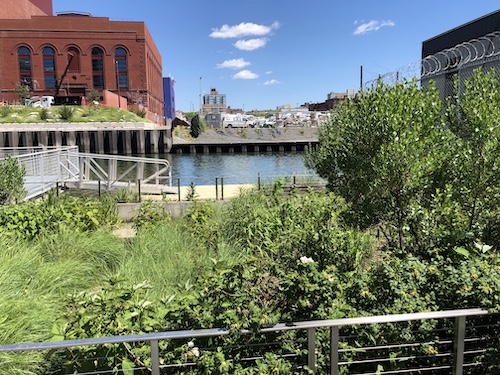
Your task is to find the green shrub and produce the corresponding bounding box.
[58,105,74,120]
[39,107,50,121]
[0,105,13,118]
[0,155,26,205]
[131,201,170,231]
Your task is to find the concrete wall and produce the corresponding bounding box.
[118,201,195,221]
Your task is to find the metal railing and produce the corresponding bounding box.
[0,146,80,200]
[0,308,493,375]
[77,152,172,191]
[0,147,172,199]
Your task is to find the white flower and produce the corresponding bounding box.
[187,341,194,348]
[192,347,200,357]
[300,256,315,264]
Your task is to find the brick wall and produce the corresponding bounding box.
[0,0,50,19]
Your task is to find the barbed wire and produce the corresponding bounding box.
[363,31,500,90]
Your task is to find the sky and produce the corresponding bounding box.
[52,0,499,112]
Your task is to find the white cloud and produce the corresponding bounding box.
[265,71,272,75]
[263,79,280,85]
[234,38,268,51]
[353,20,395,35]
[210,21,280,39]
[233,70,260,80]
[216,58,251,69]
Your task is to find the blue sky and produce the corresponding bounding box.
[52,1,499,112]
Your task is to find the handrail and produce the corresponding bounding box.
[0,147,172,199]
[0,308,489,375]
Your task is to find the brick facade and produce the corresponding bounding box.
[0,13,164,124]
[0,0,51,19]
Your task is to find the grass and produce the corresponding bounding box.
[0,105,149,124]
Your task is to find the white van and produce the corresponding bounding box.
[25,96,54,108]
[222,115,250,128]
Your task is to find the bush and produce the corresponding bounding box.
[0,155,26,205]
[58,105,74,120]
[0,105,13,118]
[39,107,50,121]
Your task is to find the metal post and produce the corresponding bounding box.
[150,339,160,375]
[177,179,181,201]
[308,327,317,374]
[215,178,219,200]
[453,316,466,375]
[137,180,141,202]
[98,180,101,197]
[258,173,261,190]
[330,326,339,375]
[221,177,224,201]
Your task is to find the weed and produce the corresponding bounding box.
[185,182,198,201]
[58,105,74,120]
[39,107,50,121]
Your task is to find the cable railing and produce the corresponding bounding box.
[0,308,494,375]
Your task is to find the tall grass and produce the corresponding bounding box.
[118,222,216,297]
[0,229,126,374]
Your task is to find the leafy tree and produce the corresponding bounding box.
[190,114,201,138]
[14,84,30,102]
[0,155,26,205]
[309,79,453,252]
[444,68,500,249]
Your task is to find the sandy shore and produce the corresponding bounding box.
[152,183,257,201]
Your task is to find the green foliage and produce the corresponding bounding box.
[0,105,14,118]
[49,278,162,374]
[185,181,198,201]
[38,107,50,120]
[133,107,147,118]
[309,72,500,258]
[0,155,26,205]
[58,105,74,120]
[0,192,118,240]
[14,84,30,101]
[86,89,101,103]
[131,201,170,231]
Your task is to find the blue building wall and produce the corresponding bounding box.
[163,77,175,120]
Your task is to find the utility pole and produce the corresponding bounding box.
[199,76,202,117]
[360,65,363,92]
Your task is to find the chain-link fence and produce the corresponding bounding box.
[363,31,500,99]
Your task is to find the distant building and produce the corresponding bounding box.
[421,10,500,100]
[202,87,226,115]
[0,0,164,124]
[308,90,356,112]
[163,77,176,120]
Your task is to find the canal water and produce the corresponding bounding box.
[160,152,320,186]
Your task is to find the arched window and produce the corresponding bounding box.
[114,48,128,89]
[43,47,56,89]
[91,47,104,88]
[67,47,80,72]
[18,46,32,88]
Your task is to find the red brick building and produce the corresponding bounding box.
[0,0,164,123]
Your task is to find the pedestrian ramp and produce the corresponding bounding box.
[0,147,173,200]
